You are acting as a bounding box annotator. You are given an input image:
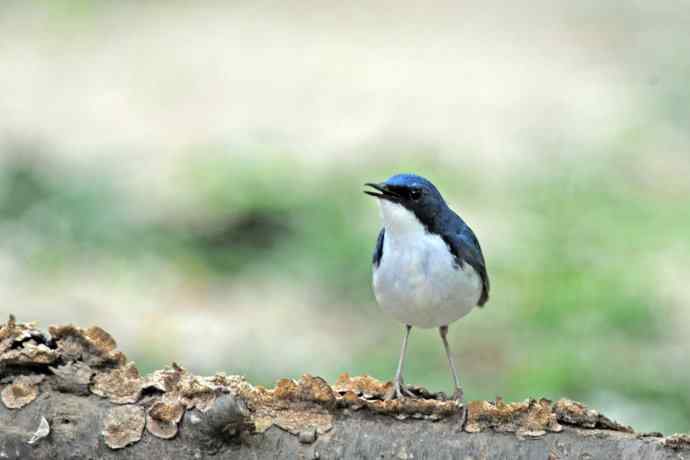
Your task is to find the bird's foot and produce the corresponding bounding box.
[396,383,417,400]
[386,378,418,400]
[451,387,464,404]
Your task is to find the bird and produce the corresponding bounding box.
[364,173,489,402]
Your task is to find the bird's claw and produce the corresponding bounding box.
[392,379,417,400]
[451,387,464,404]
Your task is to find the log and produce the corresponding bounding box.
[1,316,688,460]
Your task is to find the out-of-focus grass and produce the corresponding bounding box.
[1,146,688,434]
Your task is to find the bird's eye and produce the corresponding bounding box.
[409,188,422,200]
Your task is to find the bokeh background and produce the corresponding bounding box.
[1,1,689,434]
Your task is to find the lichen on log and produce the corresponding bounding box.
[0,316,687,460]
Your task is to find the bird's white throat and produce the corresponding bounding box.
[378,199,426,236]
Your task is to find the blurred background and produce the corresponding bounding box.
[1,0,689,434]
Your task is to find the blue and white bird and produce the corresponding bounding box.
[364,173,490,402]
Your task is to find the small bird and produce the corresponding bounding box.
[364,173,489,402]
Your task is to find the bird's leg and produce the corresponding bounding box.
[392,324,416,399]
[439,325,464,403]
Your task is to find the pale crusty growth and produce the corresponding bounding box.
[553,398,633,432]
[333,373,393,399]
[1,375,44,409]
[333,373,459,421]
[465,398,562,437]
[229,374,336,436]
[664,434,690,450]
[49,361,94,395]
[146,399,186,439]
[274,374,336,406]
[143,363,217,412]
[0,316,58,366]
[142,366,184,393]
[102,405,146,449]
[0,342,58,367]
[91,362,143,404]
[49,324,126,368]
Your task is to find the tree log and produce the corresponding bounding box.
[1,317,688,460]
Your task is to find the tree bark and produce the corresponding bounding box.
[1,317,688,460]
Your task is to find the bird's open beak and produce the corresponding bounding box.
[364,182,399,201]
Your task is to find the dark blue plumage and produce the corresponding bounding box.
[368,174,489,307]
[372,228,385,267]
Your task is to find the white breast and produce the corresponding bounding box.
[372,200,481,328]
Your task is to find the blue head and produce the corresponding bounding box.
[364,174,448,227]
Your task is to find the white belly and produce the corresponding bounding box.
[372,228,482,329]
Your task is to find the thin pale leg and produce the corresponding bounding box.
[392,324,416,399]
[439,325,464,403]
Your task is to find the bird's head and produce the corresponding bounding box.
[365,174,447,232]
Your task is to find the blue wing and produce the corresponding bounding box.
[442,223,490,306]
[372,228,385,267]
